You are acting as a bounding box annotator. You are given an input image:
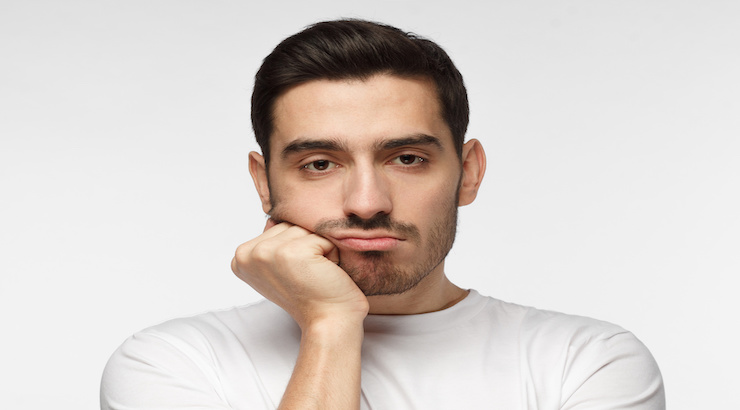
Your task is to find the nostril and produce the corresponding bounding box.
[345,213,393,229]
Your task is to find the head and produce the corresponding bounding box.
[251,19,469,167]
[248,20,485,298]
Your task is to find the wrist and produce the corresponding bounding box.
[301,314,365,344]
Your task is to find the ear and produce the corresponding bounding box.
[457,139,486,206]
[248,151,273,214]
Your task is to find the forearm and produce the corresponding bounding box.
[279,318,365,410]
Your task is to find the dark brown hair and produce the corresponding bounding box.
[251,19,469,165]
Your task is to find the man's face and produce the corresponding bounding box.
[252,74,465,296]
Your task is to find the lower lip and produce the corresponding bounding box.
[337,237,400,252]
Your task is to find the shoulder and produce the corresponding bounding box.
[514,302,661,382]
[153,298,292,338]
[477,295,649,351]
[101,299,298,409]
[477,294,665,409]
[106,298,295,366]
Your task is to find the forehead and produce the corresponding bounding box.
[270,74,453,153]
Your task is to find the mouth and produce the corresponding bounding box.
[329,232,404,252]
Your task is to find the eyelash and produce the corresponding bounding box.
[390,154,426,166]
[300,153,428,174]
[302,159,337,172]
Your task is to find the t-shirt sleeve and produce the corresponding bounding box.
[100,330,235,410]
[559,328,665,410]
[520,309,665,410]
[101,304,294,410]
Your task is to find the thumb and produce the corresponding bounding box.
[264,217,278,232]
[326,246,340,265]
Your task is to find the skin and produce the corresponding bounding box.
[231,74,486,409]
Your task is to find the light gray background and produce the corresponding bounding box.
[1,1,738,408]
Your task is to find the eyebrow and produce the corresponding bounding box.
[375,134,443,151]
[281,134,444,159]
[281,138,349,159]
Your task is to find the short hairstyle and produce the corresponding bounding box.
[251,19,469,165]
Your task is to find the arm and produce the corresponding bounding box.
[231,221,369,410]
[279,317,364,409]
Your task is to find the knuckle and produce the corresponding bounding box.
[274,241,301,261]
[249,241,274,262]
[272,246,289,264]
[233,242,253,262]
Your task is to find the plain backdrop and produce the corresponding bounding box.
[1,0,738,408]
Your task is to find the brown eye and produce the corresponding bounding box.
[313,160,329,170]
[303,159,335,171]
[393,155,425,165]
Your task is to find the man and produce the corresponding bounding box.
[101,19,664,409]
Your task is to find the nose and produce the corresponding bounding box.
[343,164,393,220]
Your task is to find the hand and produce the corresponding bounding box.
[231,220,369,330]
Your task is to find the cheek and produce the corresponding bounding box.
[268,182,342,228]
[399,176,459,214]
[395,182,458,235]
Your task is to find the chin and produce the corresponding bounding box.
[340,256,429,297]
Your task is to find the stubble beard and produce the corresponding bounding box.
[335,201,458,296]
[267,176,460,297]
[270,199,459,297]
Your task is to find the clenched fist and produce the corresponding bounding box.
[231,220,370,330]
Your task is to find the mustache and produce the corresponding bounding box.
[313,214,421,242]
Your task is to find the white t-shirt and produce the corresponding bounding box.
[101,290,664,409]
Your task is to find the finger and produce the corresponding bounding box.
[230,256,239,274]
[289,233,339,261]
[233,223,291,270]
[255,220,294,240]
[241,224,315,262]
[326,246,340,265]
[263,217,278,232]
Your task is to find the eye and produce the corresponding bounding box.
[391,154,425,165]
[303,159,336,172]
